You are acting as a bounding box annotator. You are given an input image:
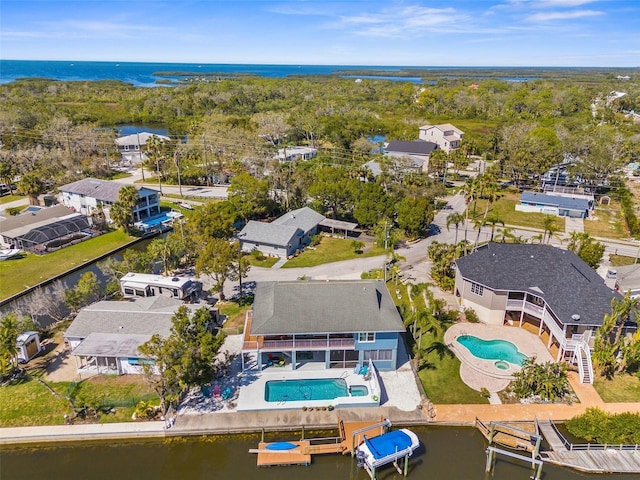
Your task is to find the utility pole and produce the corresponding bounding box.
[202,134,209,185]
[136,132,145,181]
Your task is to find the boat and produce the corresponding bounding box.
[0,248,22,260]
[356,428,420,477]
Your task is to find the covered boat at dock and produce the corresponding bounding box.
[356,428,420,477]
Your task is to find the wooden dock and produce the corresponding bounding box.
[476,419,540,453]
[252,418,390,467]
[253,441,311,467]
[536,419,566,451]
[542,448,640,473]
[536,419,640,473]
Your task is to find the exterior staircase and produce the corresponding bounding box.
[575,343,594,384]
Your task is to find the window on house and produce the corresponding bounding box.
[124,288,134,295]
[363,350,392,361]
[470,282,484,296]
[358,332,375,343]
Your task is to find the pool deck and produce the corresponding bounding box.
[444,323,554,393]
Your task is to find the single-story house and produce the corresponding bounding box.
[0,205,93,252]
[608,264,640,299]
[274,146,317,162]
[115,132,171,165]
[241,280,406,372]
[65,296,206,375]
[516,191,591,218]
[17,331,41,363]
[454,243,635,383]
[238,206,356,258]
[418,123,464,152]
[59,177,160,223]
[364,140,437,177]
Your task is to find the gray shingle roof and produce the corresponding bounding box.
[455,243,622,327]
[71,333,151,357]
[64,296,198,339]
[59,178,157,203]
[272,207,325,233]
[520,192,589,212]
[385,140,437,156]
[250,280,405,335]
[238,221,302,248]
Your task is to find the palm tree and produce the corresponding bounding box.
[482,180,499,219]
[472,217,485,247]
[145,135,165,195]
[462,176,480,218]
[484,213,505,242]
[118,184,139,209]
[110,201,133,233]
[446,212,464,244]
[18,173,44,206]
[542,215,559,244]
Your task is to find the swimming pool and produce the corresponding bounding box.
[265,378,348,402]
[456,335,528,366]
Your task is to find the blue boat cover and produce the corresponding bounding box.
[365,431,412,459]
[266,442,298,451]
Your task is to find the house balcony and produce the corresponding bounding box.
[260,338,355,351]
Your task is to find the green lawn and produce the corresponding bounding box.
[282,237,386,268]
[585,206,627,239]
[390,282,487,404]
[609,255,639,267]
[593,374,640,403]
[0,230,134,300]
[418,350,489,404]
[0,194,25,205]
[244,254,279,268]
[471,192,566,232]
[0,373,158,426]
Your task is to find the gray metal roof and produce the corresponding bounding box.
[615,264,640,294]
[272,207,325,233]
[64,296,197,339]
[59,178,158,203]
[238,221,302,248]
[115,132,170,146]
[250,280,405,335]
[455,243,622,327]
[71,333,151,357]
[520,192,589,212]
[319,218,358,231]
[385,140,437,156]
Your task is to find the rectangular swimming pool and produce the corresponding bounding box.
[265,378,348,402]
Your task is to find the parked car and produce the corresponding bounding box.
[426,224,441,236]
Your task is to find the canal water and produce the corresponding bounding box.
[0,426,631,480]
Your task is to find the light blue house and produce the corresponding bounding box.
[241,280,406,372]
[516,192,591,218]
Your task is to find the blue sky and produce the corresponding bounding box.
[1,0,638,67]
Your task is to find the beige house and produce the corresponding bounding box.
[418,123,464,152]
[454,243,635,384]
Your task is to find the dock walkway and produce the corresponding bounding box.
[537,419,640,473]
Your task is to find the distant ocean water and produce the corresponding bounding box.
[0,60,437,86]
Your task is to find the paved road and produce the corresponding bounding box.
[118,167,229,199]
[217,190,640,301]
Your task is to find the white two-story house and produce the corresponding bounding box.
[59,178,160,223]
[418,123,464,152]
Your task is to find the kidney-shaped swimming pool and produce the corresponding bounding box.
[456,335,528,366]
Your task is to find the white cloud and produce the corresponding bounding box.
[526,9,603,21]
[328,5,479,37]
